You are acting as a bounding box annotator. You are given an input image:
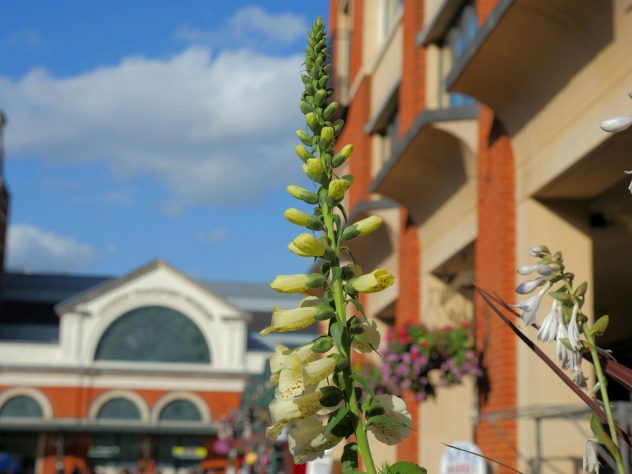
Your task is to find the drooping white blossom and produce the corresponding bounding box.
[567,304,582,350]
[288,416,342,464]
[537,300,562,343]
[583,439,600,474]
[515,283,551,326]
[367,394,412,445]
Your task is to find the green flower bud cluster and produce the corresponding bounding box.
[260,17,409,474]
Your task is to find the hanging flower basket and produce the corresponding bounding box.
[363,322,482,401]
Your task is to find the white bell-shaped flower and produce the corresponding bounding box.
[288,416,342,464]
[537,300,562,343]
[367,394,412,445]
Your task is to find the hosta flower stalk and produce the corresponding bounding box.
[261,17,417,473]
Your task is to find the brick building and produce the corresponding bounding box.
[0,113,306,473]
[329,0,632,472]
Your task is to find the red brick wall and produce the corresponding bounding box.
[341,76,372,209]
[395,210,421,464]
[350,0,364,86]
[399,0,426,134]
[475,106,517,471]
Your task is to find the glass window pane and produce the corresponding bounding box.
[97,398,141,420]
[158,400,203,422]
[95,306,211,363]
[0,396,43,418]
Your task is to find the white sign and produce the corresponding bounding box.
[439,441,486,474]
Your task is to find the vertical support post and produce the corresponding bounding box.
[534,417,542,474]
[55,433,66,474]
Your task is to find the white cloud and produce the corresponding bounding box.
[7,224,97,273]
[176,6,308,47]
[195,227,228,242]
[0,45,305,211]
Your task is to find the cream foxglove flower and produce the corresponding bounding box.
[583,439,600,473]
[260,297,321,336]
[270,343,319,385]
[567,304,582,350]
[266,389,326,439]
[367,394,412,446]
[515,283,551,326]
[276,356,336,400]
[351,319,380,353]
[288,233,328,258]
[341,215,383,240]
[347,269,395,294]
[537,300,562,343]
[270,273,325,293]
[289,416,342,464]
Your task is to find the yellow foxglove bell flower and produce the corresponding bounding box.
[266,390,324,439]
[347,269,395,294]
[288,233,327,258]
[289,416,342,464]
[351,319,380,353]
[270,273,325,293]
[261,307,317,336]
[303,357,336,385]
[341,215,383,240]
[367,394,412,446]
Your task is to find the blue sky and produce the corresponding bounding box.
[1,1,328,281]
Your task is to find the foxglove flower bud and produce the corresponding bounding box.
[341,215,383,240]
[295,144,312,162]
[271,273,325,293]
[347,269,395,294]
[287,185,319,205]
[284,208,323,231]
[305,112,320,132]
[299,101,313,114]
[302,158,325,181]
[320,126,334,145]
[328,178,352,202]
[600,115,632,133]
[260,297,322,336]
[323,101,338,120]
[288,233,328,258]
[332,144,353,167]
[314,89,327,106]
[296,129,313,146]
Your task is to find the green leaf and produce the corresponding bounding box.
[341,442,358,471]
[330,321,349,354]
[324,407,350,437]
[312,336,334,353]
[549,291,571,302]
[388,462,427,474]
[351,373,376,397]
[590,315,609,337]
[320,386,344,407]
[590,413,622,464]
[574,281,588,297]
[365,414,402,429]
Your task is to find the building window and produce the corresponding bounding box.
[158,400,203,422]
[95,306,211,364]
[379,110,400,170]
[0,395,43,418]
[437,1,477,108]
[381,0,403,42]
[96,398,142,420]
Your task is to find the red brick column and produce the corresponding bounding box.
[475,106,517,471]
[477,0,500,26]
[341,76,372,210]
[350,0,364,85]
[400,0,426,134]
[395,210,421,464]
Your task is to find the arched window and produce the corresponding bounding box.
[97,398,141,420]
[95,306,211,363]
[158,400,203,422]
[0,395,43,418]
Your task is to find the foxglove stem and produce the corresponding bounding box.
[320,187,378,474]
